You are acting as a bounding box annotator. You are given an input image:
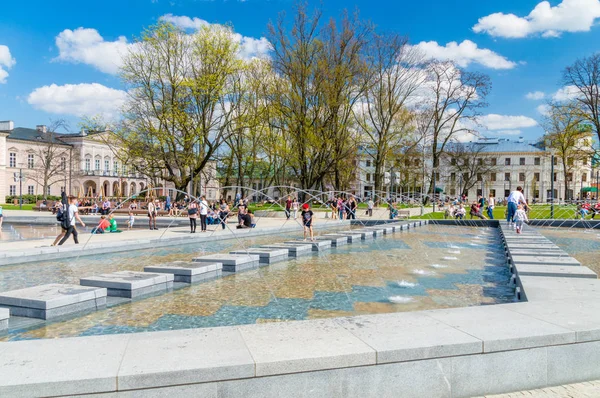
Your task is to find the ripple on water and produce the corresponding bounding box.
[413,269,436,276]
[397,280,418,288]
[430,264,449,269]
[448,250,461,254]
[388,296,415,304]
[442,256,458,261]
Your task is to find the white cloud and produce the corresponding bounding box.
[496,129,523,136]
[27,83,127,118]
[473,0,600,39]
[412,40,516,69]
[479,114,538,130]
[525,91,545,100]
[537,104,551,115]
[54,28,131,74]
[0,44,16,84]
[160,14,271,60]
[552,85,580,101]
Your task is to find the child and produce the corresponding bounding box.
[127,211,135,230]
[515,204,529,234]
[301,203,314,241]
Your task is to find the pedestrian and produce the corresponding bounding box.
[0,204,3,230]
[292,198,299,219]
[218,199,230,230]
[58,196,86,245]
[102,198,111,216]
[188,200,198,233]
[147,199,158,230]
[367,198,374,217]
[506,186,527,227]
[487,195,495,220]
[199,196,209,232]
[348,197,357,220]
[514,204,529,234]
[127,211,135,230]
[285,195,292,219]
[301,203,314,241]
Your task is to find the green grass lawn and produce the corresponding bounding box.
[411,204,584,220]
[1,204,35,210]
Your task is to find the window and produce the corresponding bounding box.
[583,173,588,182]
[477,158,483,166]
[28,185,34,195]
[122,165,127,175]
[476,189,482,197]
[534,172,540,182]
[450,188,456,195]
[95,159,100,171]
[491,158,497,166]
[519,158,525,166]
[504,189,510,198]
[61,157,66,170]
[450,158,456,166]
[568,158,574,166]
[366,173,371,182]
[27,154,34,168]
[463,158,469,166]
[414,159,420,167]
[366,160,371,167]
[46,186,51,195]
[168,189,174,198]
[85,159,91,171]
[504,173,511,181]
[553,157,558,166]
[113,161,118,173]
[519,173,525,182]
[554,173,557,182]
[490,189,496,197]
[60,186,65,193]
[534,157,541,166]
[490,173,497,182]
[505,158,511,166]
[567,172,573,182]
[476,173,482,182]
[9,185,16,196]
[104,160,109,171]
[9,152,16,168]
[584,157,588,166]
[463,173,469,182]
[451,173,456,182]
[534,190,540,198]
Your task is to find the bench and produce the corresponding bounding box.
[397,210,411,219]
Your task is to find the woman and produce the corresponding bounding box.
[218,199,230,230]
[199,196,209,232]
[487,195,495,219]
[147,199,158,230]
[188,200,198,233]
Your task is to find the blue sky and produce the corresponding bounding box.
[1,0,600,140]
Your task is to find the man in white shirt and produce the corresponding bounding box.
[506,186,527,225]
[58,196,86,245]
[199,196,209,232]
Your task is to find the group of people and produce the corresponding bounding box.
[576,202,600,219]
[445,195,495,220]
[326,197,359,220]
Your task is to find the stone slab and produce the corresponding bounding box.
[325,233,362,243]
[378,226,395,235]
[145,262,222,276]
[0,334,129,397]
[315,236,347,247]
[508,249,569,257]
[261,244,312,257]
[284,240,331,251]
[515,264,597,279]
[229,248,289,259]
[505,243,561,250]
[425,305,576,352]
[117,327,255,390]
[193,254,261,273]
[519,276,600,302]
[366,228,384,236]
[335,312,482,364]
[511,255,581,266]
[0,308,8,332]
[237,319,376,377]
[345,230,374,239]
[0,284,107,310]
[547,340,600,387]
[80,271,174,291]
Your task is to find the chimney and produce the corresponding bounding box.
[0,120,14,132]
[36,125,47,133]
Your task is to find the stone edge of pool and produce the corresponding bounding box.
[2,220,600,397]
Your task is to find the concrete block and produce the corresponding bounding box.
[229,248,289,264]
[451,347,547,397]
[315,236,347,247]
[117,328,255,390]
[515,264,597,279]
[346,230,374,239]
[237,319,376,377]
[193,254,260,273]
[519,276,600,302]
[511,255,580,266]
[335,312,482,363]
[425,305,576,352]
[379,226,394,235]
[508,249,569,257]
[0,284,107,320]
[144,262,223,283]
[261,244,312,258]
[0,334,129,397]
[326,233,362,243]
[547,340,600,386]
[502,300,600,343]
[80,271,174,299]
[284,240,331,252]
[0,308,8,332]
[366,228,384,236]
[505,243,561,250]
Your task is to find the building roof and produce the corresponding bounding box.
[7,127,71,146]
[443,138,545,154]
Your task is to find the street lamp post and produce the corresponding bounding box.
[596,170,599,202]
[550,155,555,219]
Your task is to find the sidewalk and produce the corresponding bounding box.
[480,380,600,397]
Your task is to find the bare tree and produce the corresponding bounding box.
[355,33,425,194]
[27,119,72,199]
[418,62,491,202]
[562,53,600,144]
[444,141,499,197]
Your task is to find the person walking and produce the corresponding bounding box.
[301,203,314,241]
[367,198,374,217]
[348,197,357,220]
[0,205,3,230]
[58,196,86,245]
[506,186,527,227]
[218,199,230,230]
[188,200,198,233]
[487,195,495,220]
[285,195,292,220]
[292,198,299,219]
[147,199,158,230]
[514,204,529,234]
[199,196,209,232]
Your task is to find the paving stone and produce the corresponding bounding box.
[345,230,374,239]
[0,284,107,320]
[229,248,289,264]
[366,228,384,236]
[261,244,312,258]
[511,255,580,266]
[315,236,348,247]
[325,233,362,243]
[237,319,376,376]
[508,249,569,257]
[505,243,561,250]
[335,312,482,363]
[144,262,223,283]
[284,240,331,251]
[515,264,597,279]
[519,276,600,302]
[193,254,260,273]
[80,271,174,299]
